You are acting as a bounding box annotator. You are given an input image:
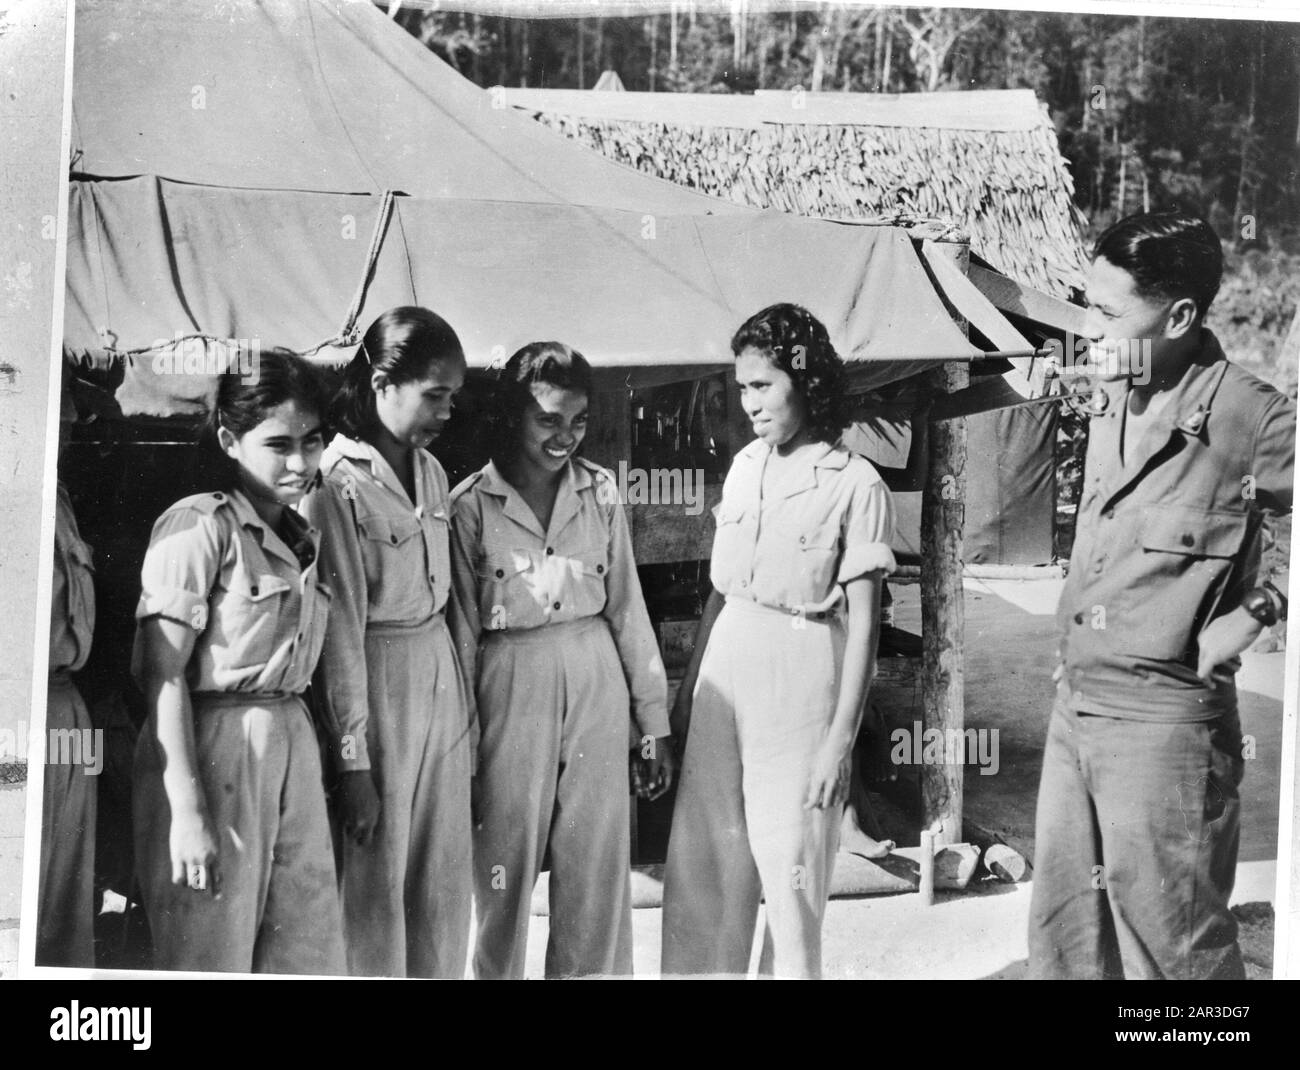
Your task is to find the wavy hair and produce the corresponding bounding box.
[1093,212,1224,319]
[730,303,849,444]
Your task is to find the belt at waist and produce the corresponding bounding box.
[366,611,446,637]
[481,616,607,646]
[722,595,842,624]
[190,690,302,710]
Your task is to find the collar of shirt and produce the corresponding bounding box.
[225,486,319,575]
[327,432,429,510]
[1092,329,1231,508]
[734,437,850,501]
[477,458,594,541]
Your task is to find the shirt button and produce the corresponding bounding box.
[213,492,224,501]
[390,534,398,544]
[545,547,554,556]
[1073,612,1084,625]
[495,568,504,578]
[596,564,604,574]
[1092,561,1104,573]
[553,601,561,610]
[251,585,259,596]
[799,536,806,545]
[297,633,303,642]
[1180,533,1195,547]
[740,580,748,588]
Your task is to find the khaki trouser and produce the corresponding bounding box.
[472,617,633,979]
[37,676,98,967]
[1028,690,1246,980]
[338,616,473,978]
[663,598,844,979]
[134,692,345,975]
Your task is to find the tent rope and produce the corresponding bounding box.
[330,188,397,349]
[96,189,398,364]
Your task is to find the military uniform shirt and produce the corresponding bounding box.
[132,487,330,697]
[710,438,898,615]
[450,458,670,740]
[1058,329,1295,721]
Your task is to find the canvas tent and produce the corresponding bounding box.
[65,0,989,417]
[503,86,1089,565]
[61,0,1062,876]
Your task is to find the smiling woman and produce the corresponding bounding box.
[449,341,674,979]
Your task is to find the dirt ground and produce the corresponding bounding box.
[524,575,1287,979]
[875,576,1286,865]
[2,576,1285,979]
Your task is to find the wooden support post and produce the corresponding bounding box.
[918,829,936,905]
[920,239,969,847]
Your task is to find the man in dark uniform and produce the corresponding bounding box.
[1029,212,1294,979]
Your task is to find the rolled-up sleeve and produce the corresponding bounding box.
[136,508,221,628]
[601,497,670,739]
[448,498,483,774]
[300,480,372,773]
[1252,391,1296,517]
[838,477,898,584]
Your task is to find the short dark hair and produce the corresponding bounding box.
[730,303,849,444]
[203,347,329,487]
[1092,212,1224,319]
[333,306,465,439]
[488,342,593,471]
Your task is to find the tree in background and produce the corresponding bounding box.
[393,3,1298,394]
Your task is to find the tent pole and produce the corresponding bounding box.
[919,238,969,849]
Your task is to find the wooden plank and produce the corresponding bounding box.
[968,262,1087,337]
[628,491,722,565]
[922,239,1041,398]
[919,241,968,849]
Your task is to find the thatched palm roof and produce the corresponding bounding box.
[506,88,1088,299]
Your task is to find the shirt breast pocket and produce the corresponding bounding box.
[790,520,841,593]
[566,546,610,616]
[219,574,294,669]
[358,513,426,614]
[478,550,534,629]
[710,502,753,591]
[1119,505,1249,663]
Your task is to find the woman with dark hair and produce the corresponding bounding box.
[661,303,896,978]
[449,341,673,979]
[132,347,344,973]
[300,306,474,978]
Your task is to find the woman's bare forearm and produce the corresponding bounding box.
[825,577,882,754]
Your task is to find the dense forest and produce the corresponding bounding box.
[395,3,1299,391]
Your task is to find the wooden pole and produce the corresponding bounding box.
[670,1,678,75]
[920,239,969,847]
[649,15,658,92]
[918,829,936,904]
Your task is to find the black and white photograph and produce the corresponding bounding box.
[2,0,1300,1005]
